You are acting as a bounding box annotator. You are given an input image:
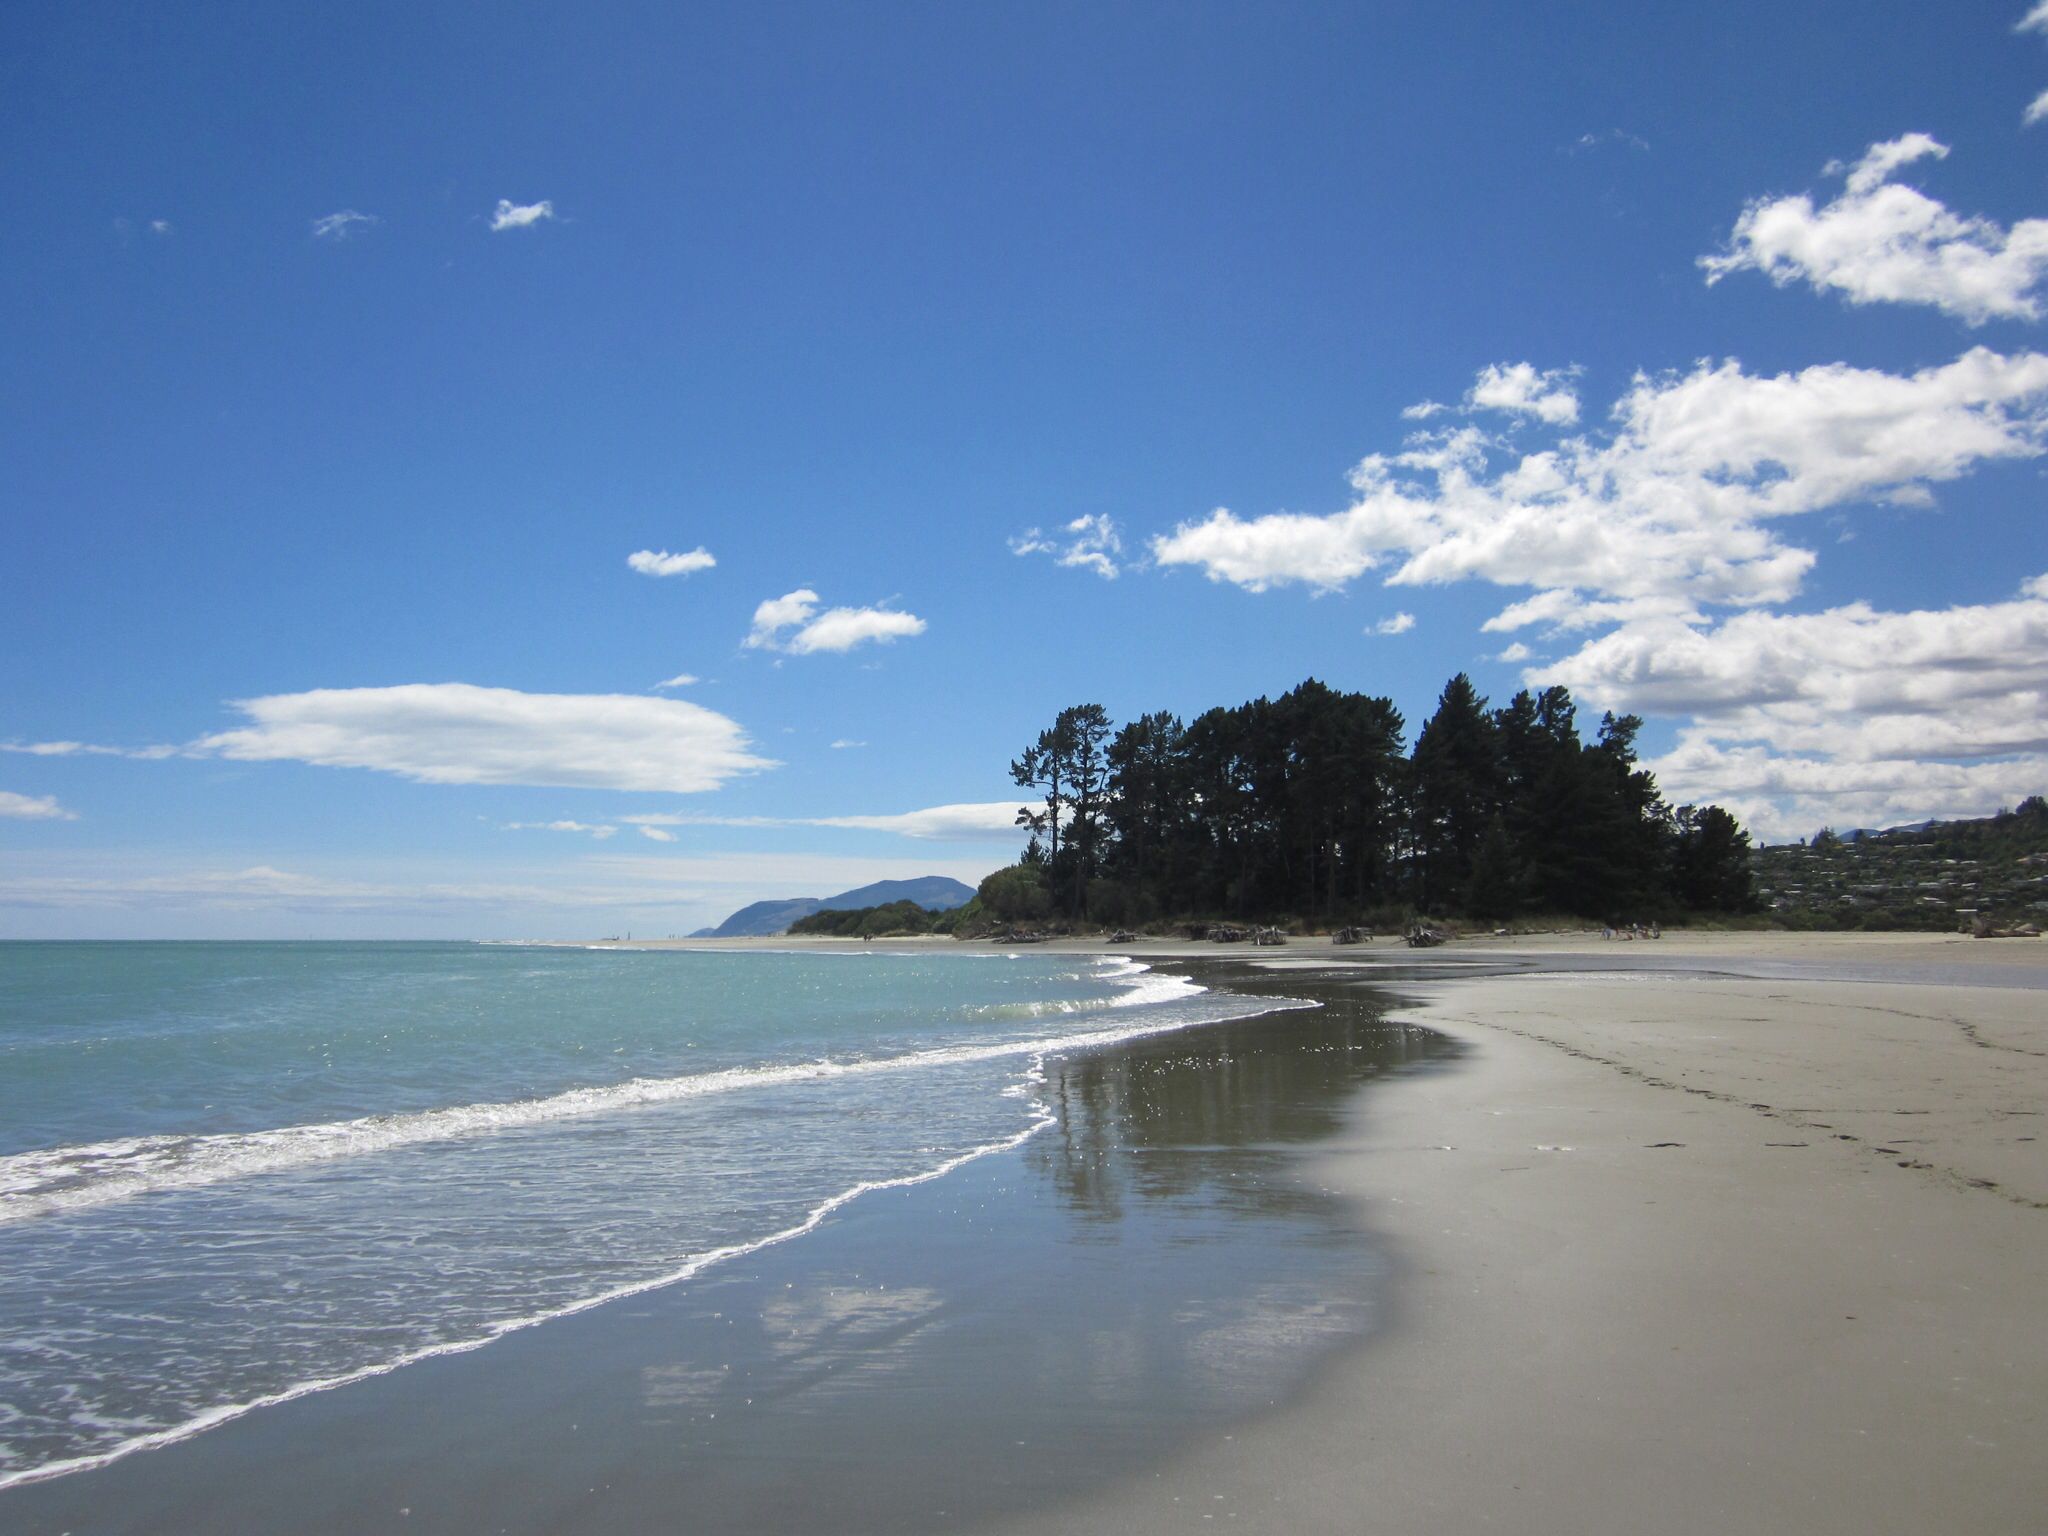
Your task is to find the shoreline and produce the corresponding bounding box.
[0,968,1443,1534]
[5,935,2042,1532]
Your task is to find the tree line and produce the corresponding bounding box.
[992,675,1755,927]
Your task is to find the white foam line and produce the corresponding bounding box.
[0,974,1232,1227]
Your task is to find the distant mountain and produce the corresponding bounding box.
[691,875,977,938]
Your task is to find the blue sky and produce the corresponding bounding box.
[5,0,2048,936]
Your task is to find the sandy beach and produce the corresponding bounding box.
[992,930,2048,1535]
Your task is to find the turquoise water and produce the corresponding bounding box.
[0,942,1303,1487]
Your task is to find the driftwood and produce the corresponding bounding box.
[1253,927,1287,946]
[1332,926,1368,945]
[1404,924,1448,948]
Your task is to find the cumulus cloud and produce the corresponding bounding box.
[1646,740,2048,844]
[1536,583,2048,763]
[1528,580,2048,839]
[744,590,927,654]
[504,820,618,839]
[623,799,1025,842]
[628,547,715,578]
[1700,135,2048,324]
[311,210,378,241]
[190,684,772,793]
[490,199,555,232]
[1009,514,1124,578]
[1152,348,2048,628]
[1401,362,1580,427]
[1467,362,1581,425]
[0,790,75,820]
[1495,642,1533,663]
[1370,612,1416,635]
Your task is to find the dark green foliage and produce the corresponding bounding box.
[1672,805,1757,912]
[787,900,946,938]
[1008,676,1757,925]
[976,861,1053,924]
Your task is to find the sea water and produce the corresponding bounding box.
[0,941,1304,1487]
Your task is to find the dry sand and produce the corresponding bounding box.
[969,932,2048,1535]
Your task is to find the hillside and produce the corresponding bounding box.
[1753,798,2048,930]
[692,876,977,938]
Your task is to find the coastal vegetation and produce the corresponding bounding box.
[992,675,1755,929]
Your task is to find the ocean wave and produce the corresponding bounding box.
[0,986,1285,1228]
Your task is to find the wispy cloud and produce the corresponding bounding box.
[628,547,715,578]
[0,790,75,821]
[1567,128,1650,154]
[3,741,178,760]
[1701,135,2048,324]
[829,739,866,750]
[744,589,926,654]
[189,683,773,793]
[311,210,379,241]
[504,820,618,839]
[637,825,676,843]
[1009,514,1124,578]
[490,198,555,232]
[623,799,1024,842]
[653,673,700,689]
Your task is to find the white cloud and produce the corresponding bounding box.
[1467,362,1581,425]
[1370,612,1416,635]
[1535,583,2048,763]
[628,547,715,578]
[623,799,1025,842]
[149,219,172,237]
[3,740,178,760]
[1495,642,1533,663]
[190,684,772,793]
[504,820,618,839]
[1009,513,1124,578]
[1400,362,1580,427]
[830,739,866,750]
[1644,740,2048,844]
[1529,581,2048,839]
[1152,348,2048,626]
[0,790,75,821]
[1700,135,2048,324]
[311,210,378,241]
[2027,90,2048,128]
[489,199,555,232]
[653,673,699,689]
[637,826,677,843]
[2021,2,2048,36]
[744,589,927,654]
